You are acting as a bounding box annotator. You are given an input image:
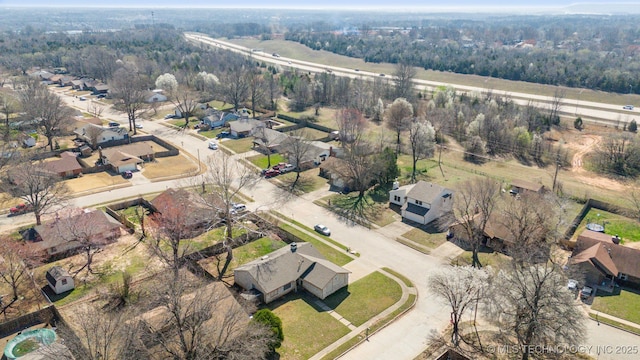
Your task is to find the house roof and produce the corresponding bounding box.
[74,123,128,138]
[105,151,143,168]
[404,202,429,216]
[150,188,219,227]
[570,243,619,276]
[229,119,261,133]
[42,152,82,174]
[253,128,290,148]
[46,266,71,284]
[572,234,640,279]
[33,210,122,251]
[406,181,451,204]
[319,156,348,172]
[102,143,154,160]
[235,243,349,294]
[577,229,616,244]
[511,179,544,192]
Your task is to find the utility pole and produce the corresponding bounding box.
[552,156,561,193]
[438,143,445,178]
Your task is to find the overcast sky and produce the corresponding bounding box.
[0,0,582,9]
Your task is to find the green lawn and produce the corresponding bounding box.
[324,271,402,326]
[198,127,226,139]
[575,208,640,243]
[247,153,287,169]
[279,108,340,130]
[278,223,353,266]
[160,226,248,255]
[401,227,447,249]
[276,170,328,194]
[321,186,398,228]
[592,289,640,325]
[284,127,330,141]
[271,294,350,360]
[200,236,287,279]
[220,137,255,154]
[381,267,413,287]
[118,206,149,225]
[451,250,511,268]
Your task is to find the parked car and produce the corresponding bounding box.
[9,203,32,215]
[379,73,386,77]
[79,96,87,101]
[264,169,280,178]
[231,203,247,214]
[216,131,231,139]
[164,114,176,119]
[135,123,143,129]
[281,164,295,173]
[96,94,107,99]
[208,141,218,150]
[580,286,593,300]
[623,105,635,110]
[272,162,288,171]
[314,224,331,236]
[108,122,120,127]
[567,279,578,292]
[122,170,133,179]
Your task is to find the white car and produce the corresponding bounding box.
[208,141,218,150]
[135,123,143,129]
[230,203,247,214]
[567,279,578,292]
[281,164,295,173]
[623,105,635,110]
[314,224,331,236]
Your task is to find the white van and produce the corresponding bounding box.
[208,141,218,150]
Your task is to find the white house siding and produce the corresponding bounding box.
[265,281,296,304]
[116,163,137,173]
[389,188,407,206]
[233,270,258,294]
[323,273,348,299]
[52,277,74,294]
[402,209,426,224]
[302,281,324,300]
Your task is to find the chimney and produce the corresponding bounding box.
[392,181,400,190]
[290,243,298,252]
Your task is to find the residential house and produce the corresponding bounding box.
[234,242,350,304]
[510,179,545,195]
[70,79,85,90]
[281,139,339,170]
[145,90,167,103]
[58,76,77,87]
[201,109,240,128]
[30,209,123,258]
[389,181,453,225]
[74,123,128,147]
[228,118,263,138]
[29,70,55,83]
[42,151,83,178]
[569,230,640,289]
[46,266,75,294]
[101,143,154,173]
[21,133,36,148]
[319,157,352,190]
[252,128,290,153]
[150,188,221,233]
[92,83,109,94]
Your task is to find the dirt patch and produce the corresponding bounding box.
[141,154,198,179]
[64,172,129,193]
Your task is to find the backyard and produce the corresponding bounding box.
[574,208,640,244]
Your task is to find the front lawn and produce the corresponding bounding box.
[451,249,511,268]
[592,288,640,325]
[247,153,287,169]
[323,271,402,326]
[219,137,255,154]
[277,170,328,194]
[575,208,640,243]
[277,223,353,266]
[271,294,350,360]
[320,186,398,227]
[401,227,447,249]
[142,155,198,179]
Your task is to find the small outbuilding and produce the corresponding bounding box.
[46,266,75,294]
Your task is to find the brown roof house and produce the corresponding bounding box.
[510,179,545,195]
[389,181,453,225]
[101,143,154,173]
[150,188,219,235]
[41,151,82,178]
[569,229,640,289]
[30,209,123,258]
[234,242,350,304]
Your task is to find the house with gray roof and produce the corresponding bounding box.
[234,242,350,304]
[389,180,453,225]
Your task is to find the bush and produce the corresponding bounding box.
[252,309,284,351]
[629,119,637,133]
[574,117,583,130]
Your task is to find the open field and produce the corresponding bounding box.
[284,127,330,141]
[451,249,511,268]
[228,38,640,106]
[142,154,198,179]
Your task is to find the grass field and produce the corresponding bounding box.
[278,223,353,266]
[574,208,640,243]
[284,127,330,141]
[451,249,511,268]
[271,294,350,360]
[220,137,255,154]
[588,313,640,336]
[324,271,402,326]
[592,289,640,325]
[247,153,287,169]
[401,227,447,249]
[276,170,329,194]
[280,108,340,130]
[228,38,640,107]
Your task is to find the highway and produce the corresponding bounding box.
[185,32,639,128]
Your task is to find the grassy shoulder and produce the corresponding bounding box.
[272,211,355,254]
[589,313,640,336]
[278,223,353,266]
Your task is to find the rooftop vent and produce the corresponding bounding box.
[290,243,298,252]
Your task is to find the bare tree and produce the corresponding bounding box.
[0,238,44,310]
[253,127,278,169]
[0,91,18,127]
[6,161,69,225]
[393,61,417,100]
[448,178,500,268]
[50,304,142,360]
[248,69,266,118]
[406,117,435,183]
[264,72,280,111]
[87,101,105,118]
[485,260,585,360]
[140,272,272,360]
[18,77,74,150]
[281,129,313,189]
[202,152,259,280]
[335,109,376,199]
[85,125,104,148]
[220,66,250,111]
[428,266,489,348]
[548,88,565,126]
[170,85,201,128]
[109,66,148,134]
[385,98,413,156]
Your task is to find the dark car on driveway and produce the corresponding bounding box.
[122,170,133,179]
[216,131,231,139]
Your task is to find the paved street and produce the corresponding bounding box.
[3,89,639,359]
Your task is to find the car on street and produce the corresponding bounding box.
[9,203,32,215]
[135,123,143,129]
[231,203,247,214]
[108,122,120,127]
[79,96,87,101]
[208,141,218,150]
[96,94,107,99]
[264,169,280,178]
[314,224,331,236]
[164,114,176,119]
[354,68,360,71]
[623,105,635,110]
[379,73,385,77]
[122,170,133,179]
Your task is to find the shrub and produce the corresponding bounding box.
[252,308,284,351]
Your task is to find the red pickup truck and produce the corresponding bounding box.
[10,203,32,215]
